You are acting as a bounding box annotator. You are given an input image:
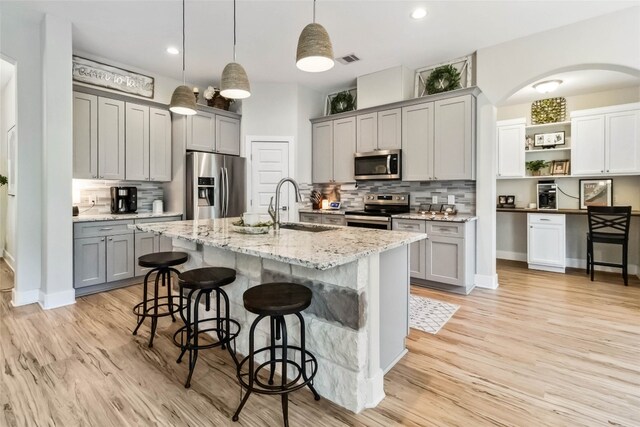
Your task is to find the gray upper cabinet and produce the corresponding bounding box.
[312,121,334,183]
[106,234,135,282]
[73,92,98,179]
[377,108,402,150]
[433,95,475,180]
[73,236,106,288]
[216,115,241,156]
[333,117,357,183]
[187,111,216,152]
[356,112,378,153]
[402,102,435,181]
[149,108,172,181]
[98,97,126,180]
[125,103,150,181]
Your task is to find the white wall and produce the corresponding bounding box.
[296,85,325,184]
[0,62,16,268]
[0,4,44,305]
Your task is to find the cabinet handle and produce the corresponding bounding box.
[92,175,97,179]
[601,170,604,173]
[108,238,113,241]
[101,238,105,241]
[99,227,113,231]
[539,219,551,221]
[606,170,609,173]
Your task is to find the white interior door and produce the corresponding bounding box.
[250,141,290,221]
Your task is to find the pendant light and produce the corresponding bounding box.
[220,0,251,99]
[296,0,334,73]
[170,0,197,115]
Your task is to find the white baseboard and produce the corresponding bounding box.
[496,250,527,262]
[364,367,386,411]
[39,289,76,310]
[474,273,499,289]
[497,251,638,275]
[12,288,40,307]
[3,251,16,271]
[528,263,565,274]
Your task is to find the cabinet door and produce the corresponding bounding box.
[356,112,377,153]
[216,115,241,156]
[377,108,402,150]
[312,121,334,183]
[159,235,173,252]
[106,234,135,282]
[321,215,346,226]
[149,108,172,182]
[433,95,474,180]
[527,223,565,267]
[125,103,150,181]
[571,115,605,175]
[402,103,434,181]
[187,111,215,152]
[98,97,126,180]
[333,117,357,183]
[74,237,106,288]
[392,220,426,280]
[425,235,464,286]
[73,92,98,179]
[606,110,640,174]
[299,213,322,224]
[497,121,525,178]
[134,231,158,277]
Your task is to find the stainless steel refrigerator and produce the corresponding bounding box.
[186,152,246,220]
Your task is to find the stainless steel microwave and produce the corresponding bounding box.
[354,150,401,180]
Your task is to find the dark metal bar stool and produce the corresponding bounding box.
[132,251,188,347]
[174,267,241,388]
[586,206,632,285]
[233,282,320,426]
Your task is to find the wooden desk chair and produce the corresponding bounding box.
[586,206,632,285]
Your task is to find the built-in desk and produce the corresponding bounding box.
[497,208,640,279]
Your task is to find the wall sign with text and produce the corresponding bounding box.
[72,56,155,99]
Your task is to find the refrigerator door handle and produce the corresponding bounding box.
[224,167,230,218]
[220,167,226,217]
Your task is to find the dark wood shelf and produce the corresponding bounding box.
[497,208,640,216]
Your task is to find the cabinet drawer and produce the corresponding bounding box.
[393,219,426,233]
[74,220,134,238]
[300,213,322,224]
[134,215,182,225]
[427,222,464,237]
[322,215,345,226]
[528,213,565,226]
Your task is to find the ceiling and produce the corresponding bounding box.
[4,1,639,93]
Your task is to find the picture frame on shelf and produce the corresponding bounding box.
[534,131,565,148]
[579,179,613,209]
[551,160,570,176]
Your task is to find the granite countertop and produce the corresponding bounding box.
[130,218,427,270]
[392,212,478,222]
[73,211,183,223]
[298,208,347,215]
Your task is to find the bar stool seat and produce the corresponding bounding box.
[174,267,240,388]
[132,251,188,348]
[233,282,319,426]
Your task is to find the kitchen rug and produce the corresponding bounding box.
[409,295,459,334]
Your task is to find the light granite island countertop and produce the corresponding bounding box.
[130,218,427,413]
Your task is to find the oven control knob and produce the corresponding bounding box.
[400,196,405,200]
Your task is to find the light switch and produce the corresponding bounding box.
[432,196,438,204]
[448,195,455,205]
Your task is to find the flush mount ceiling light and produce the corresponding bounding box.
[169,0,197,115]
[166,46,179,55]
[296,0,334,73]
[533,80,563,94]
[411,8,427,20]
[220,0,251,99]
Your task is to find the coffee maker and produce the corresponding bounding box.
[537,181,558,210]
[110,187,138,214]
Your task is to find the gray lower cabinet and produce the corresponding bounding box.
[134,231,157,277]
[106,234,135,282]
[392,218,476,293]
[74,236,106,288]
[299,212,323,224]
[321,215,346,226]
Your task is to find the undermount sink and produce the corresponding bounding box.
[279,223,334,232]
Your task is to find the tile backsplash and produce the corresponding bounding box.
[73,180,164,214]
[299,180,476,213]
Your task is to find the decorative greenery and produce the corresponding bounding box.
[425,64,461,94]
[526,160,549,174]
[232,219,273,228]
[330,91,355,114]
[531,97,566,124]
[0,175,6,187]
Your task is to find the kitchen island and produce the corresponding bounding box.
[131,218,426,413]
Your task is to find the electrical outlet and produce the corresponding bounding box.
[432,196,438,204]
[448,195,455,205]
[89,194,97,204]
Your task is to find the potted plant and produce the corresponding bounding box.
[0,175,7,187]
[203,86,234,110]
[526,160,549,176]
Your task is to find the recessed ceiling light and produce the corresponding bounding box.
[166,46,179,55]
[411,8,427,20]
[533,80,563,94]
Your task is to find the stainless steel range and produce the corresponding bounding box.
[345,193,410,230]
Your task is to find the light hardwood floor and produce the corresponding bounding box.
[1,261,639,426]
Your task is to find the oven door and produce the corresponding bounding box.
[354,150,401,180]
[345,215,392,230]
